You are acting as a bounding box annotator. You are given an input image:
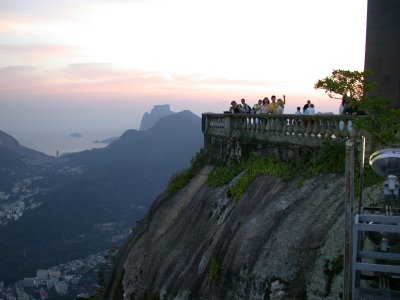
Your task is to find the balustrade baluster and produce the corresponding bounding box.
[281,117,288,136]
[325,118,333,139]
[349,124,358,139]
[239,117,245,133]
[275,117,282,135]
[255,116,261,132]
[265,117,272,134]
[305,118,312,136]
[319,119,326,139]
[246,116,251,132]
[270,117,276,135]
[333,119,344,140]
[252,116,257,132]
[262,116,268,132]
[293,118,300,137]
[287,117,294,135]
[312,119,320,139]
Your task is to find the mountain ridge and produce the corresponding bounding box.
[0,109,203,284]
[0,130,49,165]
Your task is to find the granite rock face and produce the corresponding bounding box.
[107,167,348,300]
[139,104,174,131]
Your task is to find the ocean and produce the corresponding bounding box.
[17,130,123,156]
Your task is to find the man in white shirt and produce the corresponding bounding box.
[240,98,251,113]
[304,104,315,115]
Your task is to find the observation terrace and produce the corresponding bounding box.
[202,113,367,161]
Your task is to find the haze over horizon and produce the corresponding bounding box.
[0,0,368,153]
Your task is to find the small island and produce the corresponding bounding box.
[93,137,118,144]
[70,132,83,138]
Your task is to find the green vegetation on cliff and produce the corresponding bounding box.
[167,139,381,202]
[207,140,350,201]
[166,149,211,195]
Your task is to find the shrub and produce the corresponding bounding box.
[209,258,220,285]
[167,149,209,195]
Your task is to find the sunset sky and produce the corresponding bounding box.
[0,0,368,152]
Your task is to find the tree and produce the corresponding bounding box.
[314,69,376,101]
[315,69,400,146]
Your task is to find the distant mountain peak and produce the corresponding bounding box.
[0,130,20,148]
[0,130,49,166]
[139,104,174,131]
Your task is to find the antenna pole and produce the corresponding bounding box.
[344,140,355,300]
[358,136,365,213]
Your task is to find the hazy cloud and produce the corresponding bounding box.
[0,44,79,62]
[0,62,277,100]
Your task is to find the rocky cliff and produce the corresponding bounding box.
[139,104,174,131]
[105,167,349,300]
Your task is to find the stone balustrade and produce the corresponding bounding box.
[202,113,366,147]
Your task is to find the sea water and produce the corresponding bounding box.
[17,130,123,156]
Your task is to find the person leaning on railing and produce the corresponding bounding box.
[275,98,285,114]
[253,99,263,114]
[240,98,252,113]
[229,100,241,114]
[261,98,269,114]
[268,94,286,114]
[267,95,278,113]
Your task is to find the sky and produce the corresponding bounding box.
[0,0,368,153]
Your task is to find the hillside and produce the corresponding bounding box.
[0,130,49,167]
[0,110,203,284]
[104,167,349,299]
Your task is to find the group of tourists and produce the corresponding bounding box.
[229,95,287,115]
[339,96,365,116]
[228,96,317,115]
[301,100,316,115]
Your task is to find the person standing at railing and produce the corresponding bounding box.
[339,97,348,115]
[229,100,241,113]
[304,103,315,115]
[261,97,269,114]
[267,95,279,113]
[342,103,365,131]
[304,103,315,128]
[339,97,348,130]
[303,100,311,113]
[275,95,286,114]
[253,99,263,114]
[240,98,251,113]
[343,103,365,116]
[293,107,302,125]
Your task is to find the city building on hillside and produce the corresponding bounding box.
[23,278,36,288]
[0,211,6,221]
[36,269,48,281]
[47,277,59,289]
[54,281,68,295]
[48,269,61,279]
[0,191,10,200]
[17,290,29,300]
